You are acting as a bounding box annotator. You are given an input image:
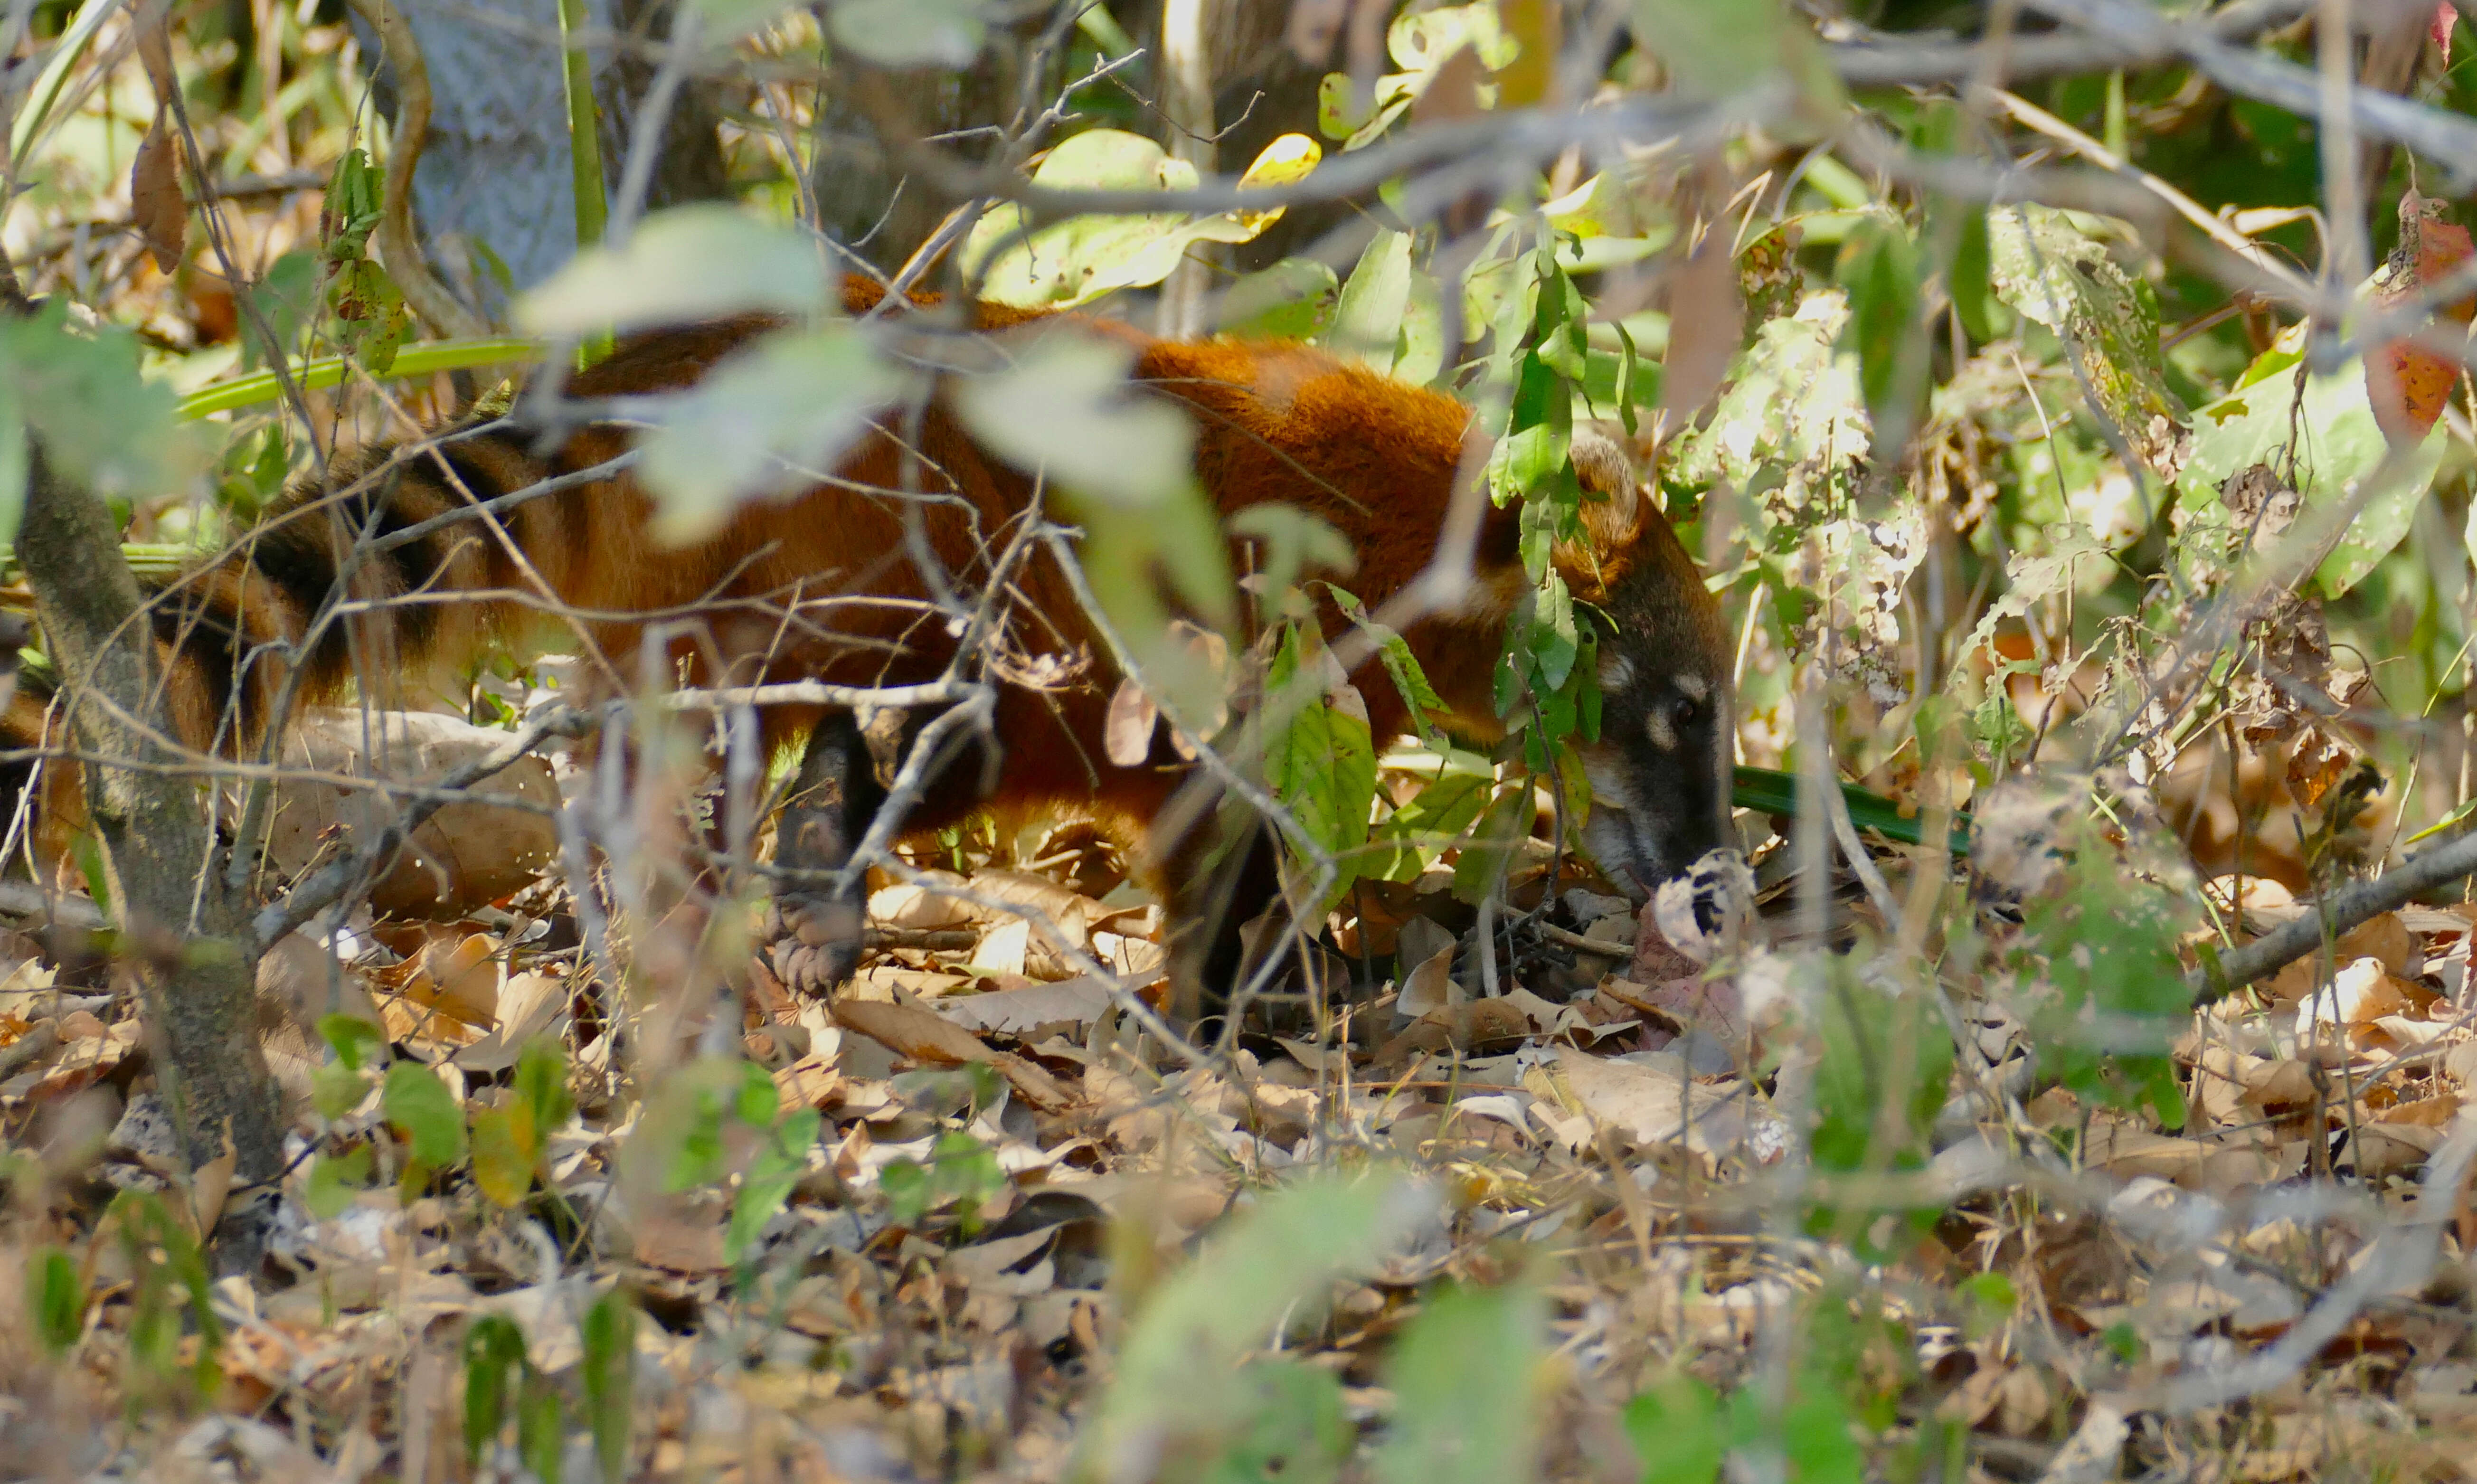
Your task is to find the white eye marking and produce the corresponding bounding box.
[1645,709,1677,750]
[1674,673,1709,702]
[1599,652,1636,692]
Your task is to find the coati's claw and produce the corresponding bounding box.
[765,893,864,996]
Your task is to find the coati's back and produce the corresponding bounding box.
[0,278,1733,954]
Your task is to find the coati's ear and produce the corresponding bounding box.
[1555,429,1647,586]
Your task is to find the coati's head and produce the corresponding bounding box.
[1555,436,1736,897]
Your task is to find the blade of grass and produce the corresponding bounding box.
[9,0,131,182]
[556,0,612,367]
[176,337,543,420]
[1732,764,1969,854]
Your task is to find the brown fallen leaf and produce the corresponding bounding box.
[832,995,1074,1111]
[130,120,185,274]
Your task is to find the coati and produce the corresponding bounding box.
[2,276,1734,1011]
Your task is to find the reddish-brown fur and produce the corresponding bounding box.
[4,275,1720,1005]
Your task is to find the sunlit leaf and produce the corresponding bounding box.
[2176,344,2446,597]
[1626,0,1843,125]
[1219,258,1341,340]
[1330,230,1414,367]
[964,130,1304,309]
[1986,205,2186,479]
[516,205,830,335]
[955,335,1191,511]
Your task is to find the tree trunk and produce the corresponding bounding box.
[366,0,727,316]
[15,435,283,1267]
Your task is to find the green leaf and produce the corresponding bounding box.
[1370,757,1494,880]
[516,205,831,335]
[319,1013,388,1072]
[1945,203,1999,343]
[964,130,1285,309]
[1203,1359,1351,1484]
[1626,0,1843,119]
[583,1291,637,1484]
[1317,72,1381,140]
[305,1145,374,1219]
[954,334,1236,666]
[955,335,1197,511]
[517,1373,563,1484]
[1230,504,1357,614]
[463,1314,530,1463]
[1332,586,1450,742]
[1529,571,1579,691]
[514,1041,574,1134]
[1083,1174,1436,1476]
[1452,783,1531,904]
[1985,206,2185,477]
[1809,964,1954,1181]
[2174,355,2446,596]
[1219,259,1341,340]
[1623,1375,1726,1484]
[1371,1281,1545,1484]
[1834,217,1927,440]
[826,0,986,61]
[2013,816,2194,1125]
[382,1063,469,1168]
[1768,1381,1864,1484]
[1331,231,1415,369]
[1262,627,1379,898]
[28,1246,82,1355]
[728,1108,820,1263]
[0,306,203,544]
[637,326,905,544]
[1729,766,1968,852]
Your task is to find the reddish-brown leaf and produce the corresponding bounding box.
[2365,189,2475,448]
[130,120,185,274]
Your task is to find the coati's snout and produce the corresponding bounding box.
[1552,439,1737,898]
[1578,651,1734,896]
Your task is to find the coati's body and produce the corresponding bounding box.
[6,278,1734,1008]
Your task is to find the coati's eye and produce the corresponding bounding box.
[1669,694,1703,730]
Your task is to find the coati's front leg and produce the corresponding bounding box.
[763,711,888,995]
[763,705,989,995]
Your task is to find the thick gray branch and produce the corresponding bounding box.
[2189,829,2477,1001]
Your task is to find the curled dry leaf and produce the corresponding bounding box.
[831,995,1074,1110]
[1103,678,1158,767]
[130,122,186,274]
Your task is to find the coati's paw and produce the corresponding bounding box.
[763,893,865,996]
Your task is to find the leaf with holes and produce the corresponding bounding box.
[1987,205,2186,479]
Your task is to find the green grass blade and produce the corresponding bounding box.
[1732,765,1970,855]
[176,338,545,420]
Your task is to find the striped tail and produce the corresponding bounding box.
[0,419,561,877]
